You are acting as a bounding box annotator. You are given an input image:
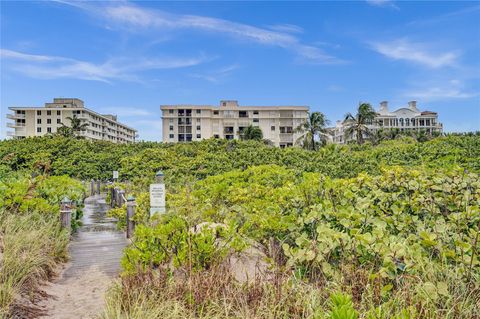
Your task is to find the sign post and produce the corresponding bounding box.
[113,170,119,181]
[150,171,166,216]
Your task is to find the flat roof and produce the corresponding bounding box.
[9,106,137,132]
[160,105,309,111]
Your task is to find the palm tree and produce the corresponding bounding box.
[60,115,89,138]
[240,125,263,141]
[343,103,377,144]
[295,112,329,151]
[56,126,74,138]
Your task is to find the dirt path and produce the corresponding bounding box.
[38,195,127,319]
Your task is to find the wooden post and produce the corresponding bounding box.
[60,197,72,231]
[118,190,125,207]
[90,179,95,196]
[110,185,115,208]
[114,188,120,207]
[126,196,136,239]
[97,180,101,195]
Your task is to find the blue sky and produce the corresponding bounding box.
[1,0,479,141]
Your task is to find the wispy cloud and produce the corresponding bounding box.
[54,1,343,64]
[370,38,459,68]
[366,0,399,10]
[190,64,240,83]
[407,5,480,27]
[267,24,303,34]
[403,80,478,101]
[0,49,209,82]
[326,84,345,92]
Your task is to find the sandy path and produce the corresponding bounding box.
[37,195,127,319]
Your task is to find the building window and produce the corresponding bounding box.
[37,110,41,116]
[169,125,174,131]
[253,111,259,115]
[197,134,201,138]
[239,111,248,118]
[196,118,201,123]
[196,109,201,114]
[253,118,259,123]
[271,126,275,131]
[47,110,51,115]
[47,127,52,133]
[196,125,201,130]
[169,118,174,124]
[57,118,61,124]
[57,110,61,115]
[178,134,185,141]
[47,119,51,124]
[169,134,174,138]
[37,127,41,133]
[169,109,174,114]
[279,126,293,133]
[37,119,41,124]
[213,110,219,115]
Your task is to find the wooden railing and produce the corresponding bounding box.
[60,180,136,239]
[111,186,136,239]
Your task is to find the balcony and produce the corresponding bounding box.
[7,129,26,137]
[7,122,26,128]
[7,113,26,120]
[279,133,294,143]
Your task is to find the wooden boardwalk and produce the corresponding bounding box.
[63,195,127,278]
[38,194,127,318]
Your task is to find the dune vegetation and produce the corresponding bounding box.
[0,135,479,318]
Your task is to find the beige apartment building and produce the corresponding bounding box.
[161,100,309,147]
[7,98,137,143]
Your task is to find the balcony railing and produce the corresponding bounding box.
[7,130,26,136]
[7,122,26,128]
[7,113,26,120]
[279,133,294,143]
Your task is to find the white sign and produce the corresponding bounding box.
[150,183,166,216]
[150,207,166,216]
[113,171,119,179]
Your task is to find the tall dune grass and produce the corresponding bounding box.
[0,209,69,316]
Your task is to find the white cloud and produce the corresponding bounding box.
[366,0,399,9]
[55,1,342,64]
[0,49,208,82]
[405,87,477,101]
[326,85,345,92]
[190,64,240,83]
[404,80,478,101]
[370,38,459,68]
[267,24,304,34]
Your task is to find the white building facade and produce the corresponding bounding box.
[331,100,443,144]
[7,98,137,143]
[161,100,309,147]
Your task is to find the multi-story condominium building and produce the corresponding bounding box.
[7,98,137,143]
[331,100,443,144]
[161,100,309,147]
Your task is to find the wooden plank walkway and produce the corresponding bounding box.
[63,195,127,278]
[38,194,127,318]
